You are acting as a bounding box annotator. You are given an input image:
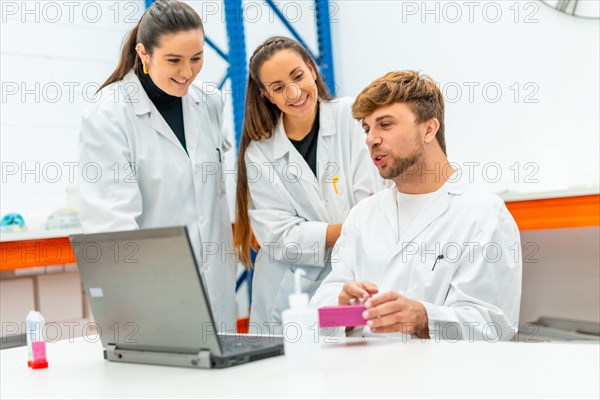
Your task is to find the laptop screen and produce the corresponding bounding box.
[71,226,222,356]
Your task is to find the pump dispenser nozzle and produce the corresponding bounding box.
[288,269,309,309]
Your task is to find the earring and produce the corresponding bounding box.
[143,63,149,75]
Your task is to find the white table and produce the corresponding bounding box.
[1,337,598,399]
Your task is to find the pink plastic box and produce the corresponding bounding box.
[318,305,367,327]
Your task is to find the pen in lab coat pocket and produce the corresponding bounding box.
[432,254,444,271]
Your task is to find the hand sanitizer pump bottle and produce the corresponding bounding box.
[281,269,320,370]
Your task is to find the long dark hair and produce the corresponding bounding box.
[98,0,203,92]
[234,36,334,267]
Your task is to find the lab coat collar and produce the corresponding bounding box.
[270,99,340,189]
[382,170,468,255]
[121,70,151,116]
[271,117,319,190]
[272,98,337,160]
[121,70,194,156]
[444,169,469,195]
[318,99,337,137]
[184,81,202,105]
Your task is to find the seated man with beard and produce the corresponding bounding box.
[310,71,522,341]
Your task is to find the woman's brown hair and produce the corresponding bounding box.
[98,0,203,92]
[234,36,333,267]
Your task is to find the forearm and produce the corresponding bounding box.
[252,215,330,267]
[325,223,343,249]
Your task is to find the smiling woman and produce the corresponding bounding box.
[78,0,238,332]
[234,37,384,334]
[135,29,204,97]
[97,0,204,95]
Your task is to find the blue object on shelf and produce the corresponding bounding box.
[0,213,25,227]
[0,213,27,233]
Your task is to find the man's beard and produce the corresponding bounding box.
[380,139,424,180]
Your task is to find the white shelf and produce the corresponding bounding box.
[0,228,83,243]
[498,186,600,202]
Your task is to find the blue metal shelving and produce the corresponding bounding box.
[315,0,336,95]
[224,0,248,150]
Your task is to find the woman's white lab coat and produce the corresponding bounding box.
[246,97,383,334]
[78,70,237,331]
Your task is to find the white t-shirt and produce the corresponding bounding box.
[395,189,440,241]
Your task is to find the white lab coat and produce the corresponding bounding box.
[310,173,523,341]
[246,97,383,334]
[78,70,237,332]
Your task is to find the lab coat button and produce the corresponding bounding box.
[198,216,206,224]
[203,262,209,270]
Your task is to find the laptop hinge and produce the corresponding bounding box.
[105,344,213,368]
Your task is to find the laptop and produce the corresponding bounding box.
[70,226,283,369]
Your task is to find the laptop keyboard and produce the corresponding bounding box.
[219,334,282,353]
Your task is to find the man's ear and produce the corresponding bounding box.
[423,118,440,144]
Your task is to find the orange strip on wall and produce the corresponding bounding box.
[505,194,600,231]
[0,195,598,271]
[0,238,76,271]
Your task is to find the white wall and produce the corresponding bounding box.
[1,0,147,227]
[332,1,600,195]
[2,0,598,226]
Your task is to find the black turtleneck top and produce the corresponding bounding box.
[138,72,187,153]
[288,107,320,177]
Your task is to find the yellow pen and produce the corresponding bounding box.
[332,176,339,195]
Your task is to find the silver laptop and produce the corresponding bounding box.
[70,226,283,369]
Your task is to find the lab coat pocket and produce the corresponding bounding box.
[409,257,457,305]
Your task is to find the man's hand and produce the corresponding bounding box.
[362,292,430,339]
[338,281,379,305]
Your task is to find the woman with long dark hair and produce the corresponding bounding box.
[234,37,383,333]
[79,0,236,331]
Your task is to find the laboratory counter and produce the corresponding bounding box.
[1,336,598,399]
